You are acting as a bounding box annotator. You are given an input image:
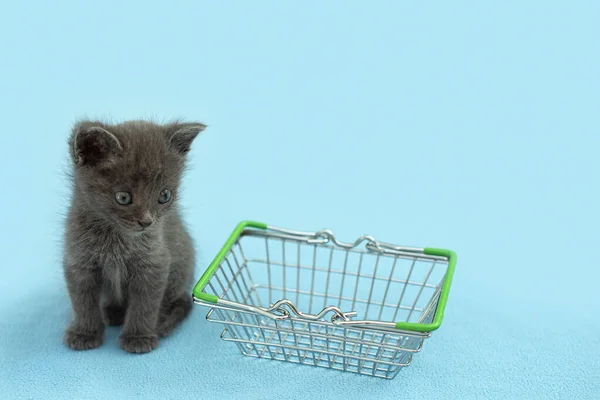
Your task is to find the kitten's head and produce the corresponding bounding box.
[69,120,205,233]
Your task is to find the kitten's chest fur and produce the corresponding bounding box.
[98,230,163,266]
[97,232,152,290]
[66,209,170,299]
[104,228,166,301]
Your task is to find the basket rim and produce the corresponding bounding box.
[192,220,457,333]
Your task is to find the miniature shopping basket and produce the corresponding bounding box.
[192,221,457,379]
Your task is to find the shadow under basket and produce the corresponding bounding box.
[193,221,457,379]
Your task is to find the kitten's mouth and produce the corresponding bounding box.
[128,226,151,235]
[117,219,151,233]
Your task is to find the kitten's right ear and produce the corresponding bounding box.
[167,122,206,155]
[70,123,123,167]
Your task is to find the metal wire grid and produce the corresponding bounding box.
[200,231,447,379]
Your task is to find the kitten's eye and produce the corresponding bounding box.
[158,189,172,204]
[115,191,132,205]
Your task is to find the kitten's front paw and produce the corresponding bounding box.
[120,334,159,354]
[64,327,104,350]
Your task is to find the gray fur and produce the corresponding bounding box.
[63,119,205,353]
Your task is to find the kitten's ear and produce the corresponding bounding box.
[167,122,206,155]
[70,122,123,167]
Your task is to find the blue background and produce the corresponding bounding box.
[1,1,598,399]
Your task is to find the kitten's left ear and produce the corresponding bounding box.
[167,122,206,155]
[70,122,123,167]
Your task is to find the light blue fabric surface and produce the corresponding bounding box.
[1,2,599,399]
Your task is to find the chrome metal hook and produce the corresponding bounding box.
[266,299,357,323]
[308,229,383,252]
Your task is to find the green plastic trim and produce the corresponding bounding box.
[192,220,267,302]
[394,248,457,332]
[193,221,456,333]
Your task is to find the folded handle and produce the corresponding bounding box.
[266,299,357,323]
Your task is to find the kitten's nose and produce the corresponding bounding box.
[137,218,153,229]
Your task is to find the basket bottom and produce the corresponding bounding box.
[220,326,415,379]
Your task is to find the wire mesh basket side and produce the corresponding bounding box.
[206,307,421,379]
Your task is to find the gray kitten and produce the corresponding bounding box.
[63,119,205,353]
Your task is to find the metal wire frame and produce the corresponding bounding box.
[195,228,448,379]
